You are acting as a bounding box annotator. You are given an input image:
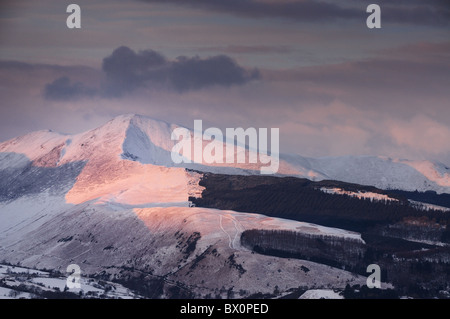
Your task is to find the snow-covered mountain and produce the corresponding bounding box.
[0,114,372,298]
[0,113,446,298]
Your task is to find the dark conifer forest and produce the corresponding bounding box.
[191,172,450,298]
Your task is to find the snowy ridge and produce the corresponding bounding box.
[1,114,449,194]
[135,207,364,244]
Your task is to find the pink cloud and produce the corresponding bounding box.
[389,116,450,155]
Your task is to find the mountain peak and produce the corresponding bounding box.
[110,113,143,122]
[108,113,171,124]
[101,113,141,130]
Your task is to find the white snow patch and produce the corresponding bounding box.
[0,286,33,299]
[320,187,398,202]
[299,289,343,299]
[0,264,49,276]
[408,200,450,212]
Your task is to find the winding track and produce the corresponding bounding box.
[218,214,245,250]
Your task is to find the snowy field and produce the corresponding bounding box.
[0,264,140,299]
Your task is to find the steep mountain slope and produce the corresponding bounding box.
[0,203,367,298]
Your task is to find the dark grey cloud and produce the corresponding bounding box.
[0,60,38,71]
[37,46,259,99]
[140,0,450,26]
[101,46,260,96]
[44,77,97,101]
[169,54,260,91]
[102,46,167,96]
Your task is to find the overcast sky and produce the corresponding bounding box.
[1,0,449,164]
